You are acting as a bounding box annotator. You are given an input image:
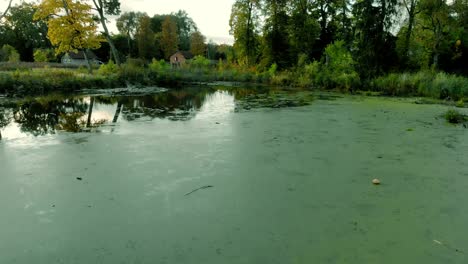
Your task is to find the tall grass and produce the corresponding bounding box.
[1,58,468,100]
[373,71,468,99]
[0,68,122,96]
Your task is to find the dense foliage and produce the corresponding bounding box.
[0,0,466,99]
[228,0,468,76]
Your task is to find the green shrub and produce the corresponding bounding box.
[119,62,147,84]
[444,109,467,124]
[455,99,465,108]
[98,60,119,76]
[270,70,293,86]
[33,49,48,62]
[268,63,278,77]
[334,72,360,91]
[0,72,14,94]
[190,56,211,69]
[125,58,146,68]
[321,41,360,91]
[217,59,227,72]
[33,49,55,63]
[149,59,170,72]
[0,45,20,62]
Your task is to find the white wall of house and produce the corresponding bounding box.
[61,53,100,66]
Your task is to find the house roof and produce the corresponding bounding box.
[66,50,98,60]
[173,51,194,59]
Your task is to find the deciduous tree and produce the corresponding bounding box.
[190,31,206,56]
[135,14,154,60]
[352,0,398,78]
[289,0,320,60]
[262,0,291,68]
[172,10,197,51]
[34,0,104,72]
[419,0,451,68]
[116,11,144,55]
[4,2,49,61]
[160,16,178,59]
[229,0,261,66]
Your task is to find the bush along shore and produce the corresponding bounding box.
[1,57,468,101]
[0,59,270,97]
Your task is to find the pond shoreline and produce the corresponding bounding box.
[1,86,467,142]
[1,82,466,110]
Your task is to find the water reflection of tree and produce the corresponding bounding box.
[117,89,210,121]
[93,96,123,124]
[225,87,271,100]
[112,101,123,123]
[57,97,107,132]
[1,88,219,137]
[0,107,12,140]
[10,96,107,135]
[13,100,70,136]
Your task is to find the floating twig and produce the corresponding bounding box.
[184,185,214,196]
[433,239,464,254]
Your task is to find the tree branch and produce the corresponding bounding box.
[92,0,101,11]
[0,0,13,21]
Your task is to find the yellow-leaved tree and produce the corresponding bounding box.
[34,0,104,72]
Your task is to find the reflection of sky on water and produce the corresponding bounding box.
[79,103,115,124]
[1,122,60,148]
[194,91,235,121]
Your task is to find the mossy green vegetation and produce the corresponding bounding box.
[373,72,468,99]
[444,109,468,124]
[455,99,465,108]
[234,90,314,111]
[1,57,468,101]
[0,68,122,96]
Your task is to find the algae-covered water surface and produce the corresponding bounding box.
[1,87,467,264]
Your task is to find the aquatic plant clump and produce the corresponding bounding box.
[444,109,468,124]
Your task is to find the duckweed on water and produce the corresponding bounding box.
[234,91,314,111]
[2,88,468,264]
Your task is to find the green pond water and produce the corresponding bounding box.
[0,87,467,264]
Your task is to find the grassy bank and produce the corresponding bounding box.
[0,60,271,96]
[1,60,467,101]
[372,72,468,100]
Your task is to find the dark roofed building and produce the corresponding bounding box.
[61,50,101,66]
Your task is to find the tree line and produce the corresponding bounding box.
[230,0,468,77]
[0,0,466,78]
[0,1,231,67]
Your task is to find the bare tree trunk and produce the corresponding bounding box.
[431,18,442,70]
[127,33,131,57]
[245,2,253,65]
[93,0,121,65]
[433,52,439,69]
[403,13,415,59]
[99,15,121,65]
[82,49,93,73]
[402,0,419,67]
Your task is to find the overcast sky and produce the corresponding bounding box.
[1,0,236,44]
